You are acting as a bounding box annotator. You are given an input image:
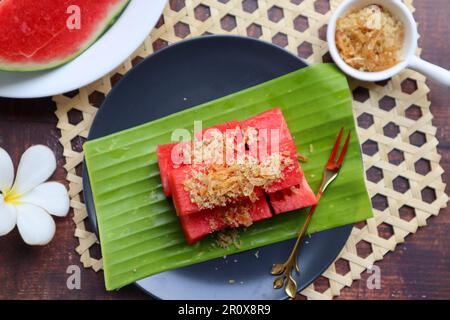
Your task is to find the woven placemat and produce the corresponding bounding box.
[54,0,448,299]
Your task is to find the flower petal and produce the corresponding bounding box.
[21,182,70,217]
[0,147,14,193]
[16,203,55,245]
[0,194,17,236]
[12,145,56,196]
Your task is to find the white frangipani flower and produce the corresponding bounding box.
[0,145,69,245]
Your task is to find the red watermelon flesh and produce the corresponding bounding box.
[262,140,304,193]
[194,120,240,141]
[156,142,191,197]
[0,0,130,71]
[269,176,317,215]
[156,143,176,197]
[194,120,242,166]
[238,109,304,193]
[169,165,263,216]
[157,121,240,197]
[169,166,199,216]
[179,196,272,244]
[240,108,294,157]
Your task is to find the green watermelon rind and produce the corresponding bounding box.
[0,0,131,72]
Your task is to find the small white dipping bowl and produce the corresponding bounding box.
[327,0,450,86]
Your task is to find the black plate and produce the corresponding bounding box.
[83,35,352,300]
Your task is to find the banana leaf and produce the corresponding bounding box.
[84,64,372,290]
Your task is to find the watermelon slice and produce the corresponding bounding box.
[179,196,272,244]
[0,0,130,71]
[269,176,318,215]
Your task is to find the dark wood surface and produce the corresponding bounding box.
[0,0,448,300]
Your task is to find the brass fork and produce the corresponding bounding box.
[271,128,351,299]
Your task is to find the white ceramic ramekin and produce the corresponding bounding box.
[327,0,450,86]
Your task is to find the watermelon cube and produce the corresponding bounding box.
[156,141,191,197]
[240,108,294,157]
[156,144,175,197]
[263,140,303,193]
[157,121,240,197]
[169,165,266,217]
[238,109,303,193]
[179,196,272,244]
[269,175,317,214]
[169,166,200,216]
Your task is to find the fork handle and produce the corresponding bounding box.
[287,204,318,264]
[298,204,317,238]
[292,204,317,272]
[288,181,327,264]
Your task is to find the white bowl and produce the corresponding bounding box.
[327,0,450,86]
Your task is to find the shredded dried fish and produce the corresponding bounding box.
[336,5,404,72]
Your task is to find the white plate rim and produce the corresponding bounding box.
[0,0,168,99]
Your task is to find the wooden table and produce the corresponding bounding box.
[0,0,448,300]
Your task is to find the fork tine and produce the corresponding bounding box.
[328,127,343,164]
[336,131,351,168]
